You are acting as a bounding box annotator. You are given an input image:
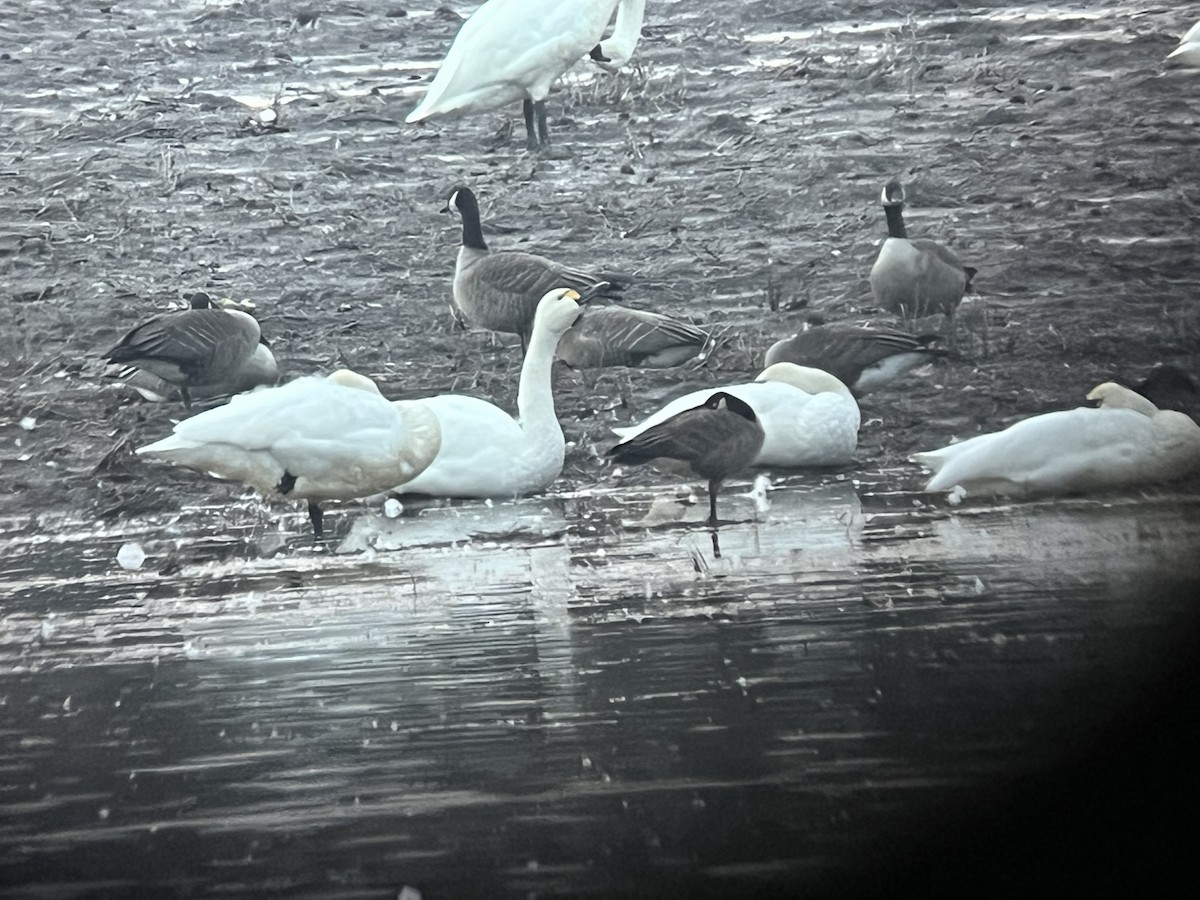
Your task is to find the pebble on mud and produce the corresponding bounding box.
[116,542,146,571]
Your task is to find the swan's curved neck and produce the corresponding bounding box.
[458,193,487,251]
[883,203,907,239]
[603,0,646,62]
[516,323,562,432]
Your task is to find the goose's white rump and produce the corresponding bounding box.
[137,371,441,504]
[913,383,1200,497]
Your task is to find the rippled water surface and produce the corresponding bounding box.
[3,472,1199,897]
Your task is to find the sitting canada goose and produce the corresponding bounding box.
[1166,19,1200,67]
[763,323,948,396]
[445,186,624,350]
[608,392,765,527]
[103,295,278,409]
[406,0,645,149]
[137,370,442,539]
[556,305,713,369]
[613,363,860,468]
[391,287,594,499]
[911,382,1200,499]
[869,179,976,332]
[1135,363,1199,417]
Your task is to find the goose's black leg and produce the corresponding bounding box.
[308,501,324,540]
[181,386,193,411]
[706,479,720,527]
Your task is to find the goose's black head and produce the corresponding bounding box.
[704,392,757,423]
[881,179,906,208]
[184,291,215,310]
[441,185,478,217]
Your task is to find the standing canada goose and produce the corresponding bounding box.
[137,370,442,539]
[869,179,976,332]
[608,392,766,527]
[445,186,624,350]
[911,382,1200,498]
[763,323,948,396]
[391,287,594,499]
[1166,20,1200,67]
[555,305,714,369]
[406,0,645,149]
[613,363,860,468]
[103,295,278,409]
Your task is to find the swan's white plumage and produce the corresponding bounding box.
[592,0,646,71]
[392,288,584,498]
[406,0,627,124]
[912,383,1200,497]
[137,370,442,503]
[1167,19,1200,67]
[612,363,860,468]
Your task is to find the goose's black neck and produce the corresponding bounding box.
[883,203,907,239]
[456,190,488,251]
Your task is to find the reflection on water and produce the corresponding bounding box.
[2,473,1198,897]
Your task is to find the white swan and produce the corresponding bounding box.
[612,363,861,468]
[1167,19,1200,68]
[137,370,442,538]
[912,382,1200,498]
[391,287,587,498]
[405,0,645,148]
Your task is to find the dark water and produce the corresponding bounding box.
[2,475,1198,898]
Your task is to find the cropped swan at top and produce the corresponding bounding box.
[390,287,594,499]
[869,179,976,329]
[608,391,765,527]
[612,363,860,468]
[764,322,947,396]
[406,0,646,148]
[445,186,624,351]
[103,294,278,408]
[137,370,442,538]
[911,382,1200,498]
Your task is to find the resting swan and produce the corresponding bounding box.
[912,382,1200,498]
[612,363,860,468]
[406,0,646,148]
[137,370,441,538]
[391,287,592,498]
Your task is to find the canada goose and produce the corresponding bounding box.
[763,323,948,396]
[445,186,624,350]
[103,295,278,409]
[137,370,442,539]
[406,0,645,149]
[1135,363,1199,417]
[869,179,976,332]
[911,382,1200,498]
[1166,19,1200,67]
[608,391,765,526]
[613,363,860,468]
[391,287,594,499]
[556,305,713,369]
